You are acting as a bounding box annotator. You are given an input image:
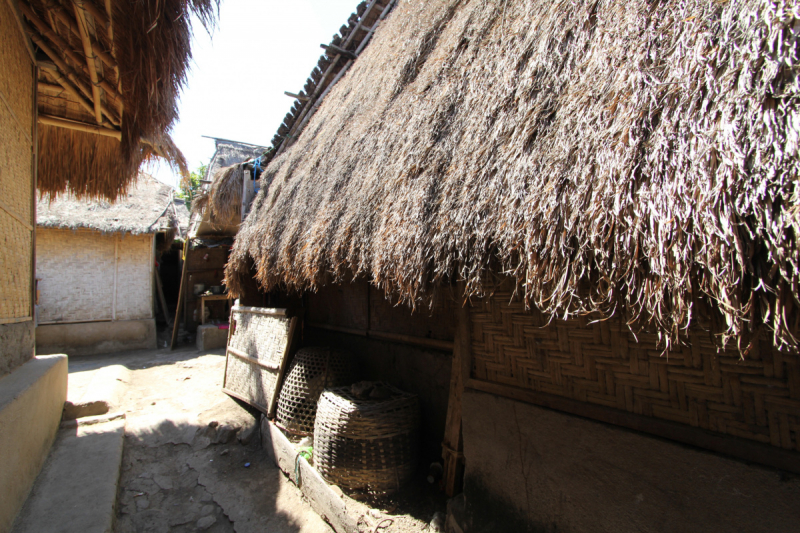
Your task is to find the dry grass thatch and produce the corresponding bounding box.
[38,172,179,235]
[28,0,217,200]
[208,164,243,223]
[227,0,800,353]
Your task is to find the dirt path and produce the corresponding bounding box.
[69,347,332,533]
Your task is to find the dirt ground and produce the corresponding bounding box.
[68,346,332,533]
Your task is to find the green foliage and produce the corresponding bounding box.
[178,162,207,209]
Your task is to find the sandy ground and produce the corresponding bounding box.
[68,346,332,533]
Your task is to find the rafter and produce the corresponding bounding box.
[21,2,123,114]
[49,2,117,74]
[72,0,102,124]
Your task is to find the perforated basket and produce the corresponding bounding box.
[313,384,420,496]
[275,347,356,436]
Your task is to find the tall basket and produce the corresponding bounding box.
[275,347,356,436]
[313,384,420,495]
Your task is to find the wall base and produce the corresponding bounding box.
[0,321,34,379]
[36,319,156,356]
[0,354,68,533]
[460,389,800,533]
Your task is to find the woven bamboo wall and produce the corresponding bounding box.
[470,290,800,452]
[114,234,154,321]
[0,2,34,325]
[37,229,153,323]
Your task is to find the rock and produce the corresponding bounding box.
[237,420,258,445]
[201,505,215,516]
[196,515,216,530]
[136,497,151,511]
[368,508,381,519]
[430,511,446,532]
[153,474,173,490]
[216,424,235,444]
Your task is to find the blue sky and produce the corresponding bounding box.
[151,0,359,187]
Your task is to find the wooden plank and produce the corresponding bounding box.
[154,268,172,328]
[441,288,470,496]
[269,317,299,418]
[307,321,454,351]
[465,378,800,475]
[0,317,33,325]
[170,239,191,349]
[227,346,280,371]
[232,306,287,317]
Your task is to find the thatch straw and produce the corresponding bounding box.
[227,0,800,353]
[208,164,243,223]
[32,0,217,200]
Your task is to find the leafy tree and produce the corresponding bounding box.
[178,163,207,210]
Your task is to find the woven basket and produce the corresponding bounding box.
[313,384,420,495]
[275,347,356,436]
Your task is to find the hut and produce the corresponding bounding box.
[169,137,268,350]
[0,0,214,529]
[36,173,184,356]
[225,0,800,531]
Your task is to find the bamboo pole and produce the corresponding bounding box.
[51,4,117,72]
[37,62,98,120]
[38,114,121,140]
[31,35,119,125]
[103,0,121,95]
[20,3,123,114]
[72,0,103,124]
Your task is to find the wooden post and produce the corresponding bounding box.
[169,238,190,349]
[441,283,471,496]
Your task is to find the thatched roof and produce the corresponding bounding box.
[227,0,800,352]
[38,173,180,235]
[18,0,217,200]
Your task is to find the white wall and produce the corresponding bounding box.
[36,229,153,324]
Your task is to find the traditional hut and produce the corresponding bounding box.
[169,138,268,350]
[0,1,214,529]
[226,0,800,531]
[36,174,183,355]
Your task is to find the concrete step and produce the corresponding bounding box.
[63,365,130,420]
[12,414,126,533]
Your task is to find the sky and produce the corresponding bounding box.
[150,0,359,188]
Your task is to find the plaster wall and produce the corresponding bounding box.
[459,389,800,533]
[36,319,156,356]
[0,354,67,533]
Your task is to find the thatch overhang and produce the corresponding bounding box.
[227,0,800,352]
[13,0,217,200]
[37,173,180,235]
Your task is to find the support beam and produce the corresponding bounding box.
[37,61,99,120]
[34,39,119,126]
[38,114,121,140]
[50,4,117,72]
[20,3,123,113]
[72,0,103,124]
[441,285,471,496]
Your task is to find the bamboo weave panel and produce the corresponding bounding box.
[470,291,800,451]
[0,210,31,319]
[224,309,293,414]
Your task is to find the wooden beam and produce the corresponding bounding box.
[37,61,99,120]
[20,3,123,114]
[170,238,191,349]
[50,4,117,72]
[441,287,471,496]
[284,91,309,102]
[320,43,358,60]
[72,0,103,124]
[465,378,800,476]
[38,114,121,140]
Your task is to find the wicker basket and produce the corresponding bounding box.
[313,383,420,495]
[275,347,357,436]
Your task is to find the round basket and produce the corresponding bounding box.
[276,347,356,436]
[313,383,420,496]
